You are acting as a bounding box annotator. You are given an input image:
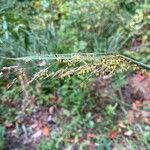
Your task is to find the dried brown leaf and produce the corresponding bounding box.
[117,121,126,129]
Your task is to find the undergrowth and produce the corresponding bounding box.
[0,0,150,149]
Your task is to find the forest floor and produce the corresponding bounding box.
[1,72,150,150]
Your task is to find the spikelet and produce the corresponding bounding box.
[26,54,150,84]
[28,68,49,85]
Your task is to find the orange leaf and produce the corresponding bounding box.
[42,126,50,137]
[109,130,118,140]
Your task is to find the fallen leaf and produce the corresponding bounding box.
[86,133,96,139]
[132,101,141,111]
[88,142,96,149]
[49,106,56,115]
[47,115,52,122]
[134,111,141,119]
[135,73,146,82]
[117,121,126,129]
[124,130,133,137]
[117,127,122,134]
[11,129,17,136]
[128,110,135,124]
[30,120,42,129]
[143,100,150,106]
[127,74,150,100]
[50,96,60,103]
[143,118,150,125]
[109,130,118,140]
[132,133,140,140]
[65,138,77,143]
[42,126,50,137]
[141,111,150,118]
[94,114,102,123]
[30,121,39,129]
[5,122,13,128]
[32,130,42,139]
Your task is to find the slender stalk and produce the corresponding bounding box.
[0,53,150,70]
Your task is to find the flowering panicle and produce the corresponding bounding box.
[26,54,149,84]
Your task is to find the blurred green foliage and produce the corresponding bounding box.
[0,0,150,59]
[0,125,5,149]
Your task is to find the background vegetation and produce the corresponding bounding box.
[0,0,150,149]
